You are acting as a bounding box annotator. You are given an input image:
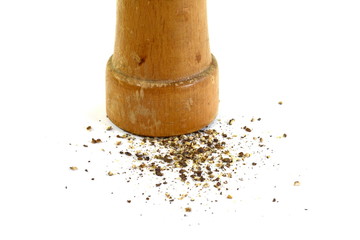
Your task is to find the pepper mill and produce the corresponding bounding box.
[106,0,219,137]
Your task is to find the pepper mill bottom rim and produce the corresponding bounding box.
[106,55,219,137]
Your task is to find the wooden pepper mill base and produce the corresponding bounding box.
[106,0,219,137]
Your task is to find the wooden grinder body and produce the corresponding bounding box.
[106,0,219,136]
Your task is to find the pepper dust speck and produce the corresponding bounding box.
[294,181,301,186]
[91,138,102,144]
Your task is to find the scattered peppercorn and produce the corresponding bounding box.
[91,138,102,144]
[185,207,192,212]
[244,127,252,132]
[294,181,301,186]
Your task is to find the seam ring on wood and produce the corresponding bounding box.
[108,55,218,87]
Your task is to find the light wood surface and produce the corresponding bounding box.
[106,0,219,136]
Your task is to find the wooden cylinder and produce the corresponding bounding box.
[106,0,219,137]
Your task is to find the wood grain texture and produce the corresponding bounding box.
[106,0,219,136]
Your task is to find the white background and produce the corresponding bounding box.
[1,0,360,239]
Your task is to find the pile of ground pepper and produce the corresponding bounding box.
[67,116,285,213]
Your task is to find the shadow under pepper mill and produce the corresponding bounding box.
[106,0,219,137]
